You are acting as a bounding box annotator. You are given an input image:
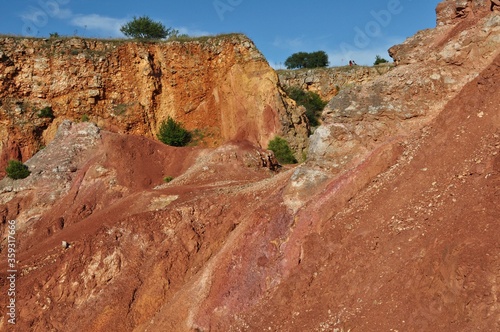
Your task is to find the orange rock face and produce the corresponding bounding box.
[0,34,309,176]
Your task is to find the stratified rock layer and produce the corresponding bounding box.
[278,64,393,101]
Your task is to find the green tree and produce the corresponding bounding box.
[284,51,329,69]
[307,51,329,68]
[120,16,173,39]
[285,87,327,127]
[268,136,297,164]
[284,52,308,69]
[157,116,191,146]
[374,55,389,65]
[5,160,31,180]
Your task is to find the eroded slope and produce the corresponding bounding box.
[0,1,499,331]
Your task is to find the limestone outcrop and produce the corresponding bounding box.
[278,64,393,101]
[436,0,492,25]
[492,0,500,11]
[311,1,500,172]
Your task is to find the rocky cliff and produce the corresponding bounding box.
[1,1,500,331]
[278,64,393,101]
[310,0,500,173]
[0,34,309,176]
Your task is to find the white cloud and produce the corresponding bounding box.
[18,1,211,39]
[19,5,72,32]
[21,5,72,21]
[71,14,127,37]
[19,3,127,38]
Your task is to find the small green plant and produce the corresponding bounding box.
[163,176,174,183]
[49,32,60,38]
[188,128,207,146]
[374,55,389,65]
[38,106,55,119]
[268,136,297,164]
[81,114,89,122]
[157,116,191,147]
[5,160,31,180]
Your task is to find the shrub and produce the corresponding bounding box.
[38,106,54,119]
[157,116,191,147]
[5,160,31,180]
[81,114,89,122]
[268,136,297,164]
[163,176,174,183]
[120,16,175,39]
[285,87,327,127]
[374,55,389,65]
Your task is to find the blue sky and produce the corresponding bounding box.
[1,0,440,67]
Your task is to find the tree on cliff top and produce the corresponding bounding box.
[284,51,329,69]
[120,16,174,39]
